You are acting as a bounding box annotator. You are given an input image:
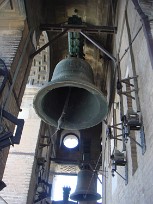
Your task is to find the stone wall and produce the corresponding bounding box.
[103,0,153,204]
[0,22,50,203]
[0,1,35,180]
[0,87,41,204]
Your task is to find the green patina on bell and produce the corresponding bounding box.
[33,57,108,130]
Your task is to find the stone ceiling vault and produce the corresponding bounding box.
[25,0,117,92]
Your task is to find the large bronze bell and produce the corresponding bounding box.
[33,57,108,130]
[70,169,101,201]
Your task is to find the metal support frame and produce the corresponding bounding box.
[111,156,128,185]
[34,123,53,204]
[117,75,139,100]
[80,31,117,63]
[34,179,52,203]
[106,124,125,143]
[116,73,146,154]
[114,164,128,185]
[30,24,117,64]
[50,172,77,176]
[132,0,153,69]
[30,29,68,58]
[50,157,102,167]
[0,108,24,150]
[140,126,146,154]
[122,121,146,155]
[40,24,117,34]
[107,118,146,155]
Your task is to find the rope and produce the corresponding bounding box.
[83,152,102,199]
[57,87,71,130]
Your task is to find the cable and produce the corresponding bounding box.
[50,129,58,138]
[94,152,102,172]
[83,152,102,199]
[102,137,107,174]
[57,87,71,130]
[119,25,142,62]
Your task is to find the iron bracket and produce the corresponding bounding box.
[80,31,117,63]
[0,108,24,150]
[40,24,117,34]
[34,179,52,203]
[120,75,138,83]
[113,166,128,185]
[106,125,124,143]
[117,76,139,100]
[111,157,128,185]
[30,29,68,58]
[122,122,146,154]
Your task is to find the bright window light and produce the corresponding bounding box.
[63,134,79,148]
[51,175,77,201]
[51,175,102,202]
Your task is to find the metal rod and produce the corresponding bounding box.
[97,176,102,184]
[121,81,134,87]
[84,152,102,198]
[50,157,102,165]
[121,89,137,94]
[119,26,142,62]
[116,134,124,137]
[111,122,122,127]
[50,172,77,176]
[120,93,135,100]
[125,10,141,111]
[0,196,8,204]
[127,135,142,148]
[40,24,117,34]
[80,31,117,63]
[117,55,126,151]
[110,126,122,130]
[112,138,123,141]
[132,0,153,69]
[121,75,138,81]
[115,170,126,181]
[30,29,68,58]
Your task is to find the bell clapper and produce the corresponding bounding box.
[57,87,71,130]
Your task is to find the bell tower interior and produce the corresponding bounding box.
[0,0,153,204]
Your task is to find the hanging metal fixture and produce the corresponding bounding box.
[33,57,108,130]
[33,15,108,130]
[70,167,101,201]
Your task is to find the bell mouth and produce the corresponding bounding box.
[70,191,101,201]
[33,80,108,130]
